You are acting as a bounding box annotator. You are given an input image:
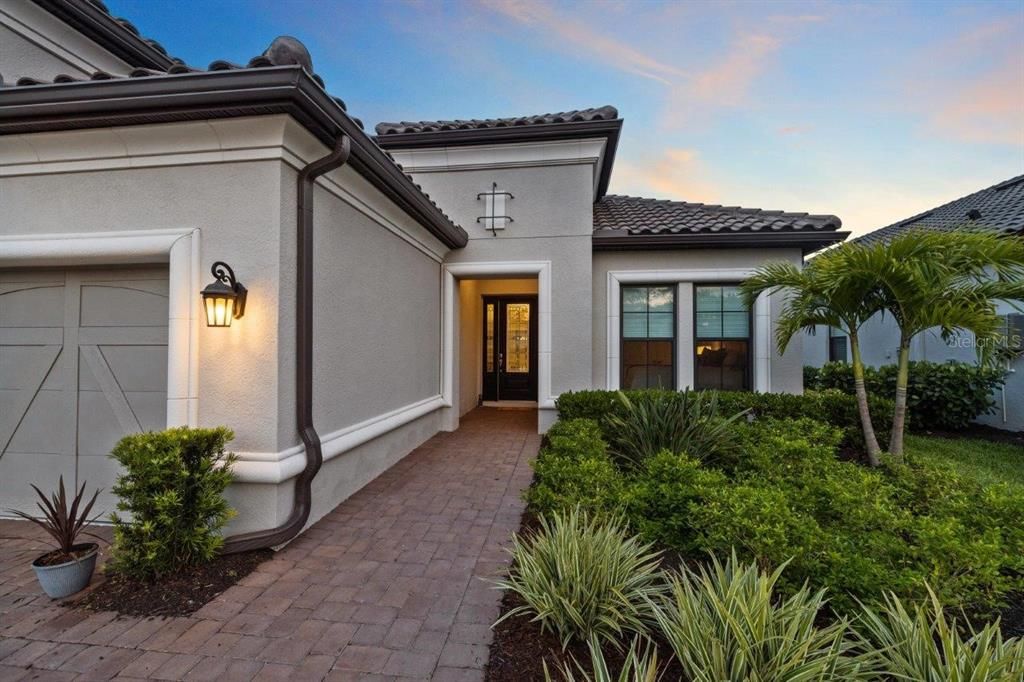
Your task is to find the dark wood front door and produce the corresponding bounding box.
[482,296,538,402]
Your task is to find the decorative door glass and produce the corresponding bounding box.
[505,303,530,373]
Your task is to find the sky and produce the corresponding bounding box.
[108,0,1024,237]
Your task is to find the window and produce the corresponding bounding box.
[694,285,750,390]
[828,327,849,363]
[621,285,675,389]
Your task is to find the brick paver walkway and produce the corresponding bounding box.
[0,408,539,681]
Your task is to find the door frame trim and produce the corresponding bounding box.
[0,227,201,427]
[442,261,553,427]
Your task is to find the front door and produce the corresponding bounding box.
[482,296,538,402]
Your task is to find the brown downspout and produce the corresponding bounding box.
[223,135,352,554]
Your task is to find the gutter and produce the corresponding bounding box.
[592,230,851,255]
[222,135,352,554]
[0,67,468,250]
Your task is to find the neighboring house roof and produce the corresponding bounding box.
[0,37,468,249]
[592,194,848,254]
[374,106,623,198]
[855,174,1024,245]
[31,0,181,71]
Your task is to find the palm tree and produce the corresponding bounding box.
[741,248,888,466]
[849,230,1024,457]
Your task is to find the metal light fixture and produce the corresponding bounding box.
[201,261,247,327]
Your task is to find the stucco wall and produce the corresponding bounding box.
[0,0,132,81]
[593,248,805,393]
[0,160,287,457]
[410,162,595,427]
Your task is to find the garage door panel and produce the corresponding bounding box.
[0,344,62,390]
[80,282,169,328]
[0,452,77,516]
[1,266,168,517]
[77,454,122,515]
[6,389,74,455]
[0,284,65,327]
[80,346,168,393]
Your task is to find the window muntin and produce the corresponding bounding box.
[695,285,750,390]
[621,285,675,389]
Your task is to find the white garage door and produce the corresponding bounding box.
[1,266,169,517]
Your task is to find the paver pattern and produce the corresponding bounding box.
[0,408,538,681]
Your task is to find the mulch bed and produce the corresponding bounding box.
[74,549,272,617]
[920,424,1024,447]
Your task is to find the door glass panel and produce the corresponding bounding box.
[485,303,495,372]
[505,303,530,373]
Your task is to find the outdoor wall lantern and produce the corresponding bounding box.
[201,261,247,327]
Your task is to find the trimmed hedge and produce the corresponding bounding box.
[555,388,896,452]
[805,361,1004,431]
[526,415,1024,614]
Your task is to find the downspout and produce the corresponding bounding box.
[223,135,352,554]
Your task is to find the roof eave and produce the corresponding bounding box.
[592,230,850,254]
[375,118,623,198]
[31,0,177,71]
[0,68,468,249]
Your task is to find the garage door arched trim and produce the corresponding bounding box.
[0,227,201,428]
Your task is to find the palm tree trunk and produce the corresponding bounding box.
[850,334,882,466]
[889,338,911,459]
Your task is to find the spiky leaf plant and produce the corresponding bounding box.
[857,586,1024,681]
[545,636,662,682]
[7,476,103,562]
[494,508,665,650]
[652,552,871,681]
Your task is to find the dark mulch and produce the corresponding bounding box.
[75,549,272,617]
[995,593,1024,638]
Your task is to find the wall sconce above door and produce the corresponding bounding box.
[201,261,247,327]
[476,182,514,236]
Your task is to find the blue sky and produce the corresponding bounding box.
[109,0,1023,237]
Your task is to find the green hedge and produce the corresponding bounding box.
[555,388,895,453]
[805,361,1004,431]
[109,427,237,580]
[526,415,1024,614]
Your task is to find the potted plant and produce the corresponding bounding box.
[7,477,103,598]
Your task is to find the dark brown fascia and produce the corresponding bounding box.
[0,67,468,249]
[592,230,851,255]
[375,119,623,198]
[31,0,177,71]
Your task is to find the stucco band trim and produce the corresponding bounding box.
[442,261,554,411]
[0,227,201,427]
[606,268,772,392]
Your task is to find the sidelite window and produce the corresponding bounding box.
[695,285,750,390]
[621,285,675,389]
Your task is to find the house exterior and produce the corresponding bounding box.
[0,0,846,546]
[804,175,1024,431]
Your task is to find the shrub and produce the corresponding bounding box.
[857,587,1024,681]
[604,390,747,467]
[494,509,664,650]
[652,553,870,681]
[526,419,624,516]
[108,427,237,580]
[623,450,727,552]
[556,388,894,454]
[809,360,1005,431]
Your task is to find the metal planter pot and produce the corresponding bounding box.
[31,543,99,599]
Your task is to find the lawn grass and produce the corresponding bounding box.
[905,434,1024,489]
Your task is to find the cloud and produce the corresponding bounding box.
[900,18,1024,146]
[477,0,687,84]
[778,125,812,136]
[611,148,720,203]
